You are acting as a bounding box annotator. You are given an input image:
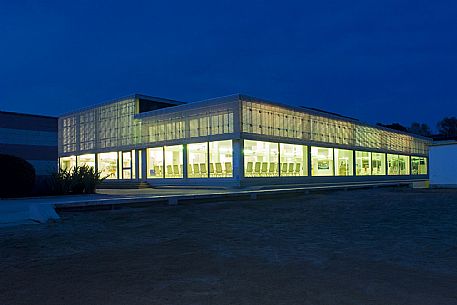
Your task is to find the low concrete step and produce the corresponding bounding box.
[98,181,151,189]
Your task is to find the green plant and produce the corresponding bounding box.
[49,168,72,195]
[0,154,36,198]
[50,165,105,195]
[79,165,104,194]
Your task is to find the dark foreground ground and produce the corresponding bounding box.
[1,187,457,305]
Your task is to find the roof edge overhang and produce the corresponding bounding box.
[0,110,57,120]
[59,93,184,117]
[134,94,242,119]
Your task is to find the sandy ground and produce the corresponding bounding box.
[0,187,456,305]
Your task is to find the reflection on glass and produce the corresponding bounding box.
[122,151,132,179]
[244,140,279,177]
[356,151,371,176]
[398,155,410,175]
[371,152,386,175]
[164,145,183,178]
[77,154,96,169]
[311,147,334,176]
[122,151,131,168]
[335,149,353,176]
[387,154,399,175]
[98,152,118,179]
[209,140,233,178]
[147,147,164,178]
[60,156,76,171]
[411,156,427,175]
[188,142,208,178]
[280,143,307,176]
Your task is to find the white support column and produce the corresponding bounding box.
[307,146,312,176]
[95,153,99,174]
[233,98,242,136]
[233,139,243,181]
[353,150,357,176]
[141,149,147,180]
[183,144,188,179]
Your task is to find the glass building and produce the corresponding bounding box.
[58,94,430,187]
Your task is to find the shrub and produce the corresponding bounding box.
[49,168,72,195]
[0,154,36,198]
[50,165,105,195]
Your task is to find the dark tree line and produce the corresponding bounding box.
[377,117,457,138]
[437,117,457,137]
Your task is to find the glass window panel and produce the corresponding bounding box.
[371,152,386,175]
[387,154,399,175]
[209,140,233,178]
[335,149,353,176]
[356,151,371,176]
[244,140,279,177]
[398,155,410,175]
[421,157,428,175]
[60,156,76,171]
[187,142,208,178]
[280,143,308,176]
[164,145,183,178]
[122,169,131,179]
[411,156,427,175]
[147,147,163,178]
[411,156,419,175]
[121,151,132,179]
[122,151,131,168]
[76,154,96,169]
[98,152,118,179]
[311,147,334,176]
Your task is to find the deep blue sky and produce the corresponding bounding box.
[1,0,456,130]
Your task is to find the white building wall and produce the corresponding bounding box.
[430,143,457,186]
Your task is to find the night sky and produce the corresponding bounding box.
[1,0,456,131]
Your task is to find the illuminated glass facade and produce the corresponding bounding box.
[335,149,353,176]
[188,142,208,178]
[58,94,430,187]
[372,152,386,175]
[77,154,95,168]
[280,143,307,176]
[311,147,334,176]
[244,140,279,177]
[164,145,183,178]
[209,140,233,178]
[356,151,371,176]
[411,156,427,175]
[147,147,164,178]
[59,156,76,170]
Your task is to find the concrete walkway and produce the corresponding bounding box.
[0,180,421,227]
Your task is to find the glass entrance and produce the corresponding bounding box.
[122,151,132,179]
